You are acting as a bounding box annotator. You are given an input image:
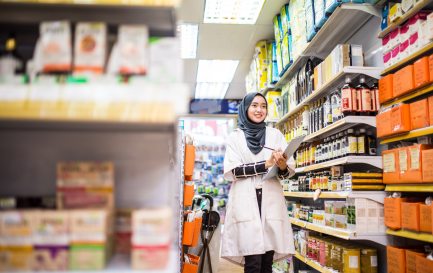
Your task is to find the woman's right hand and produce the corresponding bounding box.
[265,152,275,169]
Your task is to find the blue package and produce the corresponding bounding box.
[325,0,349,15]
[288,34,293,63]
[280,4,291,36]
[272,61,280,83]
[272,41,277,61]
[306,0,317,42]
[314,0,327,29]
[273,15,283,43]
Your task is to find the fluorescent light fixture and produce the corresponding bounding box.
[196,60,239,82]
[178,24,198,59]
[204,0,265,24]
[195,82,230,99]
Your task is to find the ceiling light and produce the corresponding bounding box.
[178,24,198,59]
[204,0,265,24]
[196,60,239,82]
[195,82,230,99]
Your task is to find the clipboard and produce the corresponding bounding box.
[263,135,305,180]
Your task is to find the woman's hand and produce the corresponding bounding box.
[273,149,288,171]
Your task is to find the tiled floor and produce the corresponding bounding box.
[217,258,243,273]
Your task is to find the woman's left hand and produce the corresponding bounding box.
[273,149,288,171]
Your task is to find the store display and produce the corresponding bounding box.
[74,22,107,74]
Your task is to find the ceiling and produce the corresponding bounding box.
[177,0,288,100]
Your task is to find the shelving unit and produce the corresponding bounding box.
[386,229,433,244]
[385,183,433,192]
[295,156,383,173]
[276,66,382,126]
[289,218,388,245]
[294,252,337,273]
[284,190,386,204]
[381,82,433,108]
[260,85,276,96]
[275,4,380,88]
[378,0,433,38]
[381,43,433,76]
[380,125,433,144]
[303,116,377,143]
[105,250,178,273]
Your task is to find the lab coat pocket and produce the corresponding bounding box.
[233,194,254,223]
[266,193,284,221]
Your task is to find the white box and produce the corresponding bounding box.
[401,0,415,13]
[399,38,410,59]
[34,211,70,245]
[131,207,172,247]
[382,34,392,53]
[70,210,108,244]
[399,23,410,43]
[0,211,35,246]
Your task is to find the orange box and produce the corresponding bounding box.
[383,149,399,184]
[184,145,195,180]
[391,104,411,135]
[422,149,433,182]
[420,204,432,233]
[384,197,408,229]
[393,65,415,97]
[416,255,433,273]
[406,249,425,273]
[376,110,392,138]
[429,96,433,126]
[190,217,202,247]
[410,99,430,130]
[379,74,394,103]
[182,254,199,273]
[183,183,195,207]
[182,221,195,246]
[429,54,433,83]
[401,202,421,232]
[387,246,406,273]
[414,56,430,88]
[407,144,433,183]
[398,147,410,183]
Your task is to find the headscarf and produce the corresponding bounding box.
[238,92,267,155]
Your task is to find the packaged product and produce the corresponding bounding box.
[39,21,72,73]
[74,22,107,74]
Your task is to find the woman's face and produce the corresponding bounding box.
[247,95,267,123]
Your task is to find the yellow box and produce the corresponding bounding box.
[265,91,282,121]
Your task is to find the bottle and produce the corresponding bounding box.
[302,106,310,136]
[367,130,377,155]
[323,95,332,127]
[323,138,329,162]
[336,132,343,158]
[341,77,357,116]
[357,76,372,115]
[331,90,342,122]
[342,130,348,157]
[347,129,358,156]
[370,81,380,115]
[331,135,337,160]
[0,33,24,75]
[318,99,324,131]
[357,128,367,155]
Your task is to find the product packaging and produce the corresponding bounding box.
[39,21,72,73]
[74,22,107,74]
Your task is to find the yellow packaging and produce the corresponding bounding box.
[70,210,109,244]
[0,211,35,245]
[6,246,33,271]
[343,247,361,273]
[281,33,291,69]
[265,91,282,121]
[361,249,378,273]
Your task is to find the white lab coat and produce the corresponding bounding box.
[221,127,296,266]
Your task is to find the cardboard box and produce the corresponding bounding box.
[131,207,172,247]
[115,210,131,254]
[416,255,433,273]
[4,246,33,271]
[376,109,392,138]
[407,144,433,182]
[410,98,430,130]
[384,197,408,229]
[391,103,411,135]
[383,149,399,183]
[398,147,410,182]
[422,149,433,182]
[34,210,69,245]
[57,188,114,209]
[414,56,431,88]
[393,65,415,97]
[387,246,406,273]
[131,245,170,270]
[429,54,433,84]
[57,161,114,188]
[69,244,106,270]
[429,95,433,126]
[419,204,432,233]
[361,249,378,273]
[0,211,35,246]
[379,74,394,103]
[184,144,195,180]
[342,248,360,273]
[401,202,421,232]
[33,245,69,271]
[266,91,282,121]
[70,210,108,244]
[406,249,424,273]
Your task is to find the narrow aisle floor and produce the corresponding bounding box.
[217,258,243,273]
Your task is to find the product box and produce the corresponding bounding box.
[391,103,411,135]
[401,202,421,231]
[115,25,149,75]
[351,45,364,67]
[414,56,431,88]
[115,209,132,254]
[391,45,400,66]
[405,249,425,273]
[34,210,69,245]
[342,247,360,273]
[383,34,391,53]
[33,245,69,271]
[276,42,283,76]
[0,211,34,246]
[389,3,403,23]
[379,74,394,103]
[407,144,433,182]
[384,197,408,229]
[430,54,433,82]
[410,99,430,130]
[383,149,399,183]
[384,50,392,68]
[281,33,292,70]
[74,22,107,74]
[131,207,172,247]
[390,29,400,53]
[419,204,432,233]
[57,188,114,209]
[429,95,433,126]
[131,245,170,270]
[376,109,392,138]
[69,244,106,270]
[266,91,282,121]
[361,248,378,273]
[334,214,347,229]
[422,149,433,182]
[400,38,410,60]
[400,22,411,43]
[393,65,415,97]
[70,210,109,244]
[2,246,34,271]
[401,0,415,13]
[415,255,433,273]
[280,4,290,36]
[57,161,114,188]
[387,246,406,273]
[398,147,410,182]
[39,21,72,73]
[273,15,283,44]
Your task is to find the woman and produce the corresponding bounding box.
[222,92,295,273]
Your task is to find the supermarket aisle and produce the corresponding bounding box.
[217,258,243,273]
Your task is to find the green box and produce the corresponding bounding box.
[69,244,106,270]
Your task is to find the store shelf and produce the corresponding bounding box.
[0,1,176,36]
[284,190,386,204]
[380,126,433,144]
[385,183,433,192]
[275,3,380,88]
[260,85,277,96]
[0,0,179,6]
[303,116,377,142]
[381,43,433,76]
[381,83,433,108]
[378,0,433,38]
[294,252,337,273]
[386,229,433,243]
[295,156,383,173]
[276,66,382,126]
[290,218,388,245]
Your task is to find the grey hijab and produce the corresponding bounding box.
[238,92,267,155]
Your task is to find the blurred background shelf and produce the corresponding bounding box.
[284,191,386,203]
[380,126,433,144]
[295,156,383,173]
[294,252,337,273]
[386,229,433,243]
[385,184,433,192]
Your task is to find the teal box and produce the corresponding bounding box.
[280,4,291,36]
[281,33,293,70]
[273,14,283,43]
[276,41,283,76]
